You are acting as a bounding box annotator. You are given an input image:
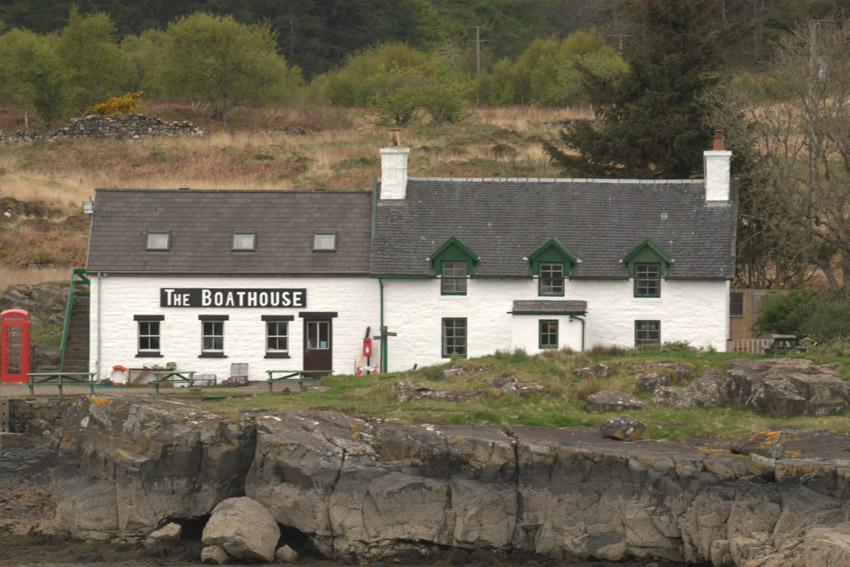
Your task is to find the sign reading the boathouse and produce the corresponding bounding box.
[161,288,307,308]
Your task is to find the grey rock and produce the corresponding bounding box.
[731,431,785,459]
[392,381,478,402]
[585,390,644,412]
[635,371,671,392]
[440,363,490,379]
[651,385,697,408]
[50,477,118,541]
[276,545,299,563]
[486,376,517,394]
[202,497,280,563]
[630,360,695,381]
[599,415,646,441]
[147,522,182,545]
[2,113,203,143]
[518,384,548,397]
[803,522,850,567]
[201,545,229,565]
[573,363,610,379]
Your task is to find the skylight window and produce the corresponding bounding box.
[233,232,256,251]
[314,233,336,251]
[147,232,170,251]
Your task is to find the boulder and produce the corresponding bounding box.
[599,415,646,441]
[486,376,517,394]
[651,385,697,409]
[440,363,490,379]
[147,522,182,546]
[201,545,229,565]
[650,371,729,409]
[731,431,785,459]
[635,372,671,392]
[202,497,280,563]
[629,361,694,381]
[519,384,549,397]
[803,522,850,567]
[573,363,610,379]
[391,381,478,402]
[276,545,299,563]
[585,390,644,412]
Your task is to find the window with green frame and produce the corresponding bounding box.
[634,263,661,297]
[441,261,468,295]
[635,320,660,346]
[442,318,467,358]
[539,320,558,349]
[539,263,564,296]
[528,238,575,297]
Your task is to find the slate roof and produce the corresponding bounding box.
[86,189,372,274]
[372,178,737,278]
[511,300,588,314]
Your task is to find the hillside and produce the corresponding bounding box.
[0,103,583,287]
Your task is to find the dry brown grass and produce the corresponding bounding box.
[0,102,582,285]
[0,267,71,289]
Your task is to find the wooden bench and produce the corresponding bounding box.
[150,370,196,395]
[27,372,97,397]
[266,370,332,393]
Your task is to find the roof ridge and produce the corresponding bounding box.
[403,177,703,184]
[94,188,371,194]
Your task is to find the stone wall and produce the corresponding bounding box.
[1,113,203,142]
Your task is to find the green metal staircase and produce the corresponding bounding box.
[59,269,90,372]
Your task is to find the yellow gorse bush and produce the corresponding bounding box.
[87,91,143,116]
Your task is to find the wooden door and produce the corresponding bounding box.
[303,318,332,376]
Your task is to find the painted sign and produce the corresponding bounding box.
[161,288,307,308]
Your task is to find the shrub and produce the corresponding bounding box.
[753,289,818,337]
[87,91,142,115]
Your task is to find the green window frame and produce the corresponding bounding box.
[539,320,558,349]
[442,318,467,358]
[539,263,565,296]
[635,320,660,346]
[634,263,661,297]
[441,261,468,295]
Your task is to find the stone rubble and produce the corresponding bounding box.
[1,113,203,142]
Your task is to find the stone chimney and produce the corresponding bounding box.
[704,130,732,203]
[379,128,409,200]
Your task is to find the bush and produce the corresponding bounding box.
[87,91,142,115]
[755,288,850,342]
[753,289,818,337]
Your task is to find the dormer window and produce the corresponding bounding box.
[528,238,576,297]
[429,237,478,297]
[232,232,256,251]
[146,232,170,251]
[622,238,671,298]
[314,233,336,251]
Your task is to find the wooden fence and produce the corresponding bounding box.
[727,338,772,354]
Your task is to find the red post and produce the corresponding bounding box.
[1,309,30,383]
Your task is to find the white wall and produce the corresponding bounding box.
[89,275,380,381]
[381,277,729,372]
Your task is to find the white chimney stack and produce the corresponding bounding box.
[704,129,732,203]
[380,128,409,200]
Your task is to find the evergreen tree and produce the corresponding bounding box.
[544,0,732,178]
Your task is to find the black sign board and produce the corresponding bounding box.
[161,288,307,308]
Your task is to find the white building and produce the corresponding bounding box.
[85,138,735,379]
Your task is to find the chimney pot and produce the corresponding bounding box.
[389,128,400,147]
[713,129,724,151]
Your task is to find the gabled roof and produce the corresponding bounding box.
[86,189,372,274]
[372,178,736,278]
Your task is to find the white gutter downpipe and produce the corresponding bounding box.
[97,273,103,380]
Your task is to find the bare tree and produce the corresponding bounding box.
[708,19,850,291]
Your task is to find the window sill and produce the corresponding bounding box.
[199,352,227,358]
[264,353,291,359]
[136,353,163,358]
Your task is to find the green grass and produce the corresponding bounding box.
[200,348,850,441]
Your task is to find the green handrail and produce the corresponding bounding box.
[59,268,90,372]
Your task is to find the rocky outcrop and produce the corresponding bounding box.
[652,359,849,416]
[22,396,850,566]
[2,113,203,142]
[599,415,646,441]
[585,390,644,411]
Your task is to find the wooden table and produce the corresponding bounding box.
[150,370,196,395]
[266,370,332,393]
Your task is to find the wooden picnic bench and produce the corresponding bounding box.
[27,372,97,397]
[266,370,332,393]
[764,334,807,355]
[150,370,196,395]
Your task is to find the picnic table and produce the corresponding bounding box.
[764,334,807,355]
[266,370,332,393]
[27,372,97,396]
[150,370,196,395]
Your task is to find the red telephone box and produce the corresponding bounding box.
[1,309,30,383]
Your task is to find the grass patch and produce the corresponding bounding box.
[201,349,850,440]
